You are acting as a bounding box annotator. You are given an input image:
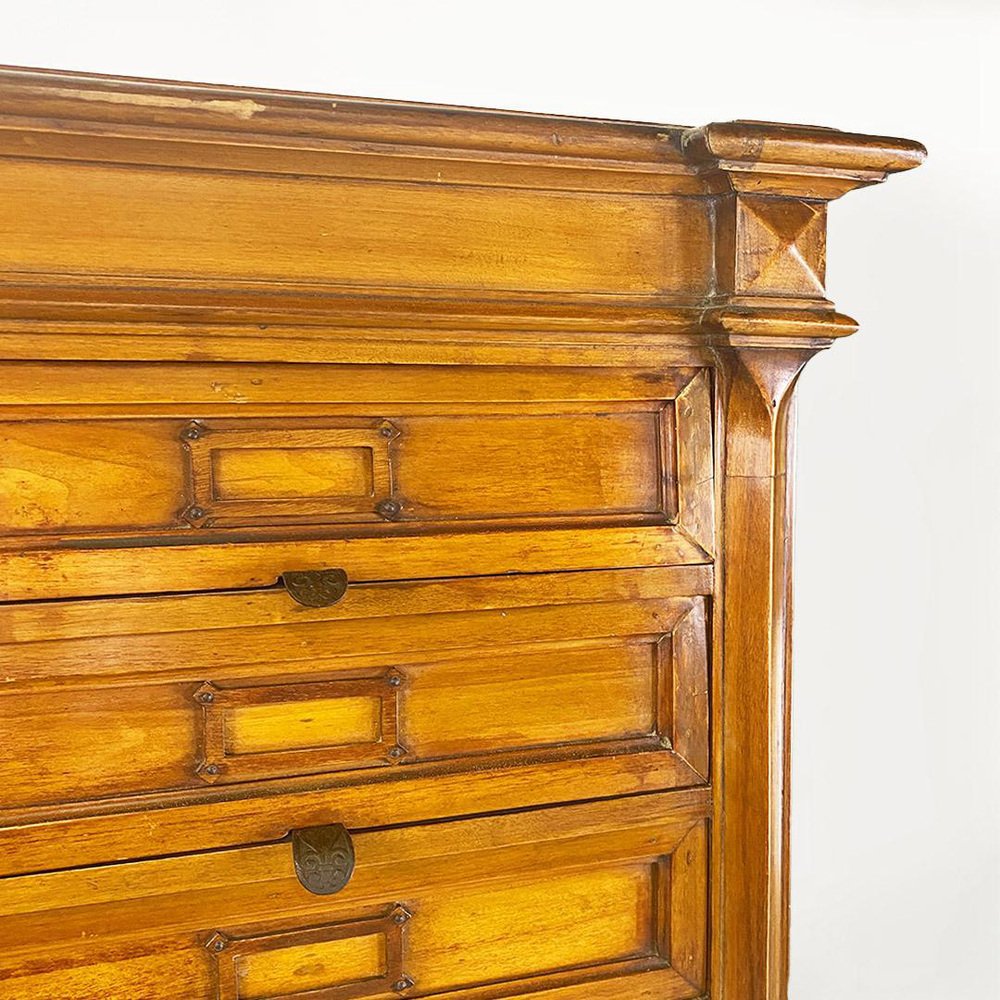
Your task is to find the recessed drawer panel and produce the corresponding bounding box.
[0,792,709,1000]
[3,409,664,531]
[0,362,714,600]
[186,421,397,523]
[0,567,711,835]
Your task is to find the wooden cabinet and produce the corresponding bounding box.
[0,67,923,999]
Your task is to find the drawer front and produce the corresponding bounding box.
[0,362,714,600]
[0,792,709,1000]
[6,410,667,531]
[0,567,711,830]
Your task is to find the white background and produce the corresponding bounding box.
[6,3,999,997]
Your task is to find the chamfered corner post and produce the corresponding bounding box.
[682,122,926,999]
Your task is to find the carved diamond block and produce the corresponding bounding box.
[736,196,827,297]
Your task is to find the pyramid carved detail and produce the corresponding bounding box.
[736,196,827,297]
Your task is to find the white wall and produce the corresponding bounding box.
[7,3,998,996]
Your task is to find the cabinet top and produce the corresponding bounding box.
[0,66,925,354]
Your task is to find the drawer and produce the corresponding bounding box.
[0,362,714,600]
[0,791,709,1000]
[0,566,711,877]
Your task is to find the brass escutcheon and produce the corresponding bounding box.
[291,823,356,896]
[281,568,349,608]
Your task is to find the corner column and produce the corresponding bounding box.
[681,122,925,999]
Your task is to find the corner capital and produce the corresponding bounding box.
[682,120,926,199]
[683,121,925,343]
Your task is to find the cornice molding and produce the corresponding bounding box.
[0,64,693,170]
[681,119,926,198]
[0,68,925,351]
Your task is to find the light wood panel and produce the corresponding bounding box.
[0,159,713,297]
[236,931,386,999]
[225,694,383,755]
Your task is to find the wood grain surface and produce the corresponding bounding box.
[0,66,923,1000]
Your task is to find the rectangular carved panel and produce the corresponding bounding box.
[208,905,409,1000]
[412,864,664,992]
[0,365,716,601]
[212,448,374,501]
[424,818,705,996]
[182,419,397,526]
[195,675,402,784]
[402,639,660,758]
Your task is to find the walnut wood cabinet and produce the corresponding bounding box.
[0,68,924,1000]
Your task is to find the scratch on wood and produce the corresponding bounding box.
[45,87,267,120]
[209,381,250,402]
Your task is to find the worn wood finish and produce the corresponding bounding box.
[0,67,923,1000]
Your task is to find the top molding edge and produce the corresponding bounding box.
[681,120,926,198]
[0,66,926,185]
[0,65,690,166]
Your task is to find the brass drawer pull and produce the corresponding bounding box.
[282,568,349,607]
[291,823,356,895]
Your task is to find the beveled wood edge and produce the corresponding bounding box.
[463,968,703,1000]
[0,306,857,360]
[686,120,927,174]
[0,524,710,603]
[3,791,713,899]
[0,773,713,880]
[398,963,701,1000]
[0,565,715,645]
[0,65,924,185]
[0,64,691,167]
[0,744,707,853]
[682,120,926,197]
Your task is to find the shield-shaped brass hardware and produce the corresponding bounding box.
[281,568,349,608]
[291,823,356,895]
